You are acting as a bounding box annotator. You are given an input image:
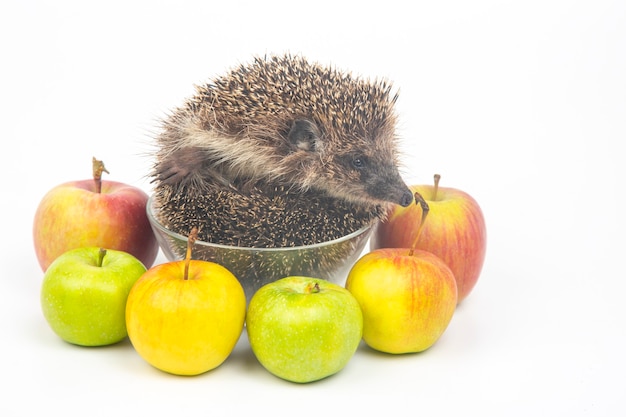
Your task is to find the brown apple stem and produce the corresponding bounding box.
[183,227,199,281]
[433,174,441,201]
[92,157,110,194]
[305,282,321,294]
[97,248,107,267]
[408,191,430,256]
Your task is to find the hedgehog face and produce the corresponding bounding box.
[285,117,413,208]
[332,149,414,207]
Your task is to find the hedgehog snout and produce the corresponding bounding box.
[365,179,414,207]
[398,189,414,207]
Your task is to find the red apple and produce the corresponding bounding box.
[371,174,486,303]
[33,158,159,271]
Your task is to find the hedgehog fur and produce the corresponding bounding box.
[151,54,413,248]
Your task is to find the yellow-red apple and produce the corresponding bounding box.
[371,174,486,303]
[33,158,159,271]
[345,247,457,354]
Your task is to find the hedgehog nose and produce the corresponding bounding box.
[399,189,414,207]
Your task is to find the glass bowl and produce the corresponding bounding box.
[146,196,373,302]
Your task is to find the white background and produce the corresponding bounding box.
[2,1,624,415]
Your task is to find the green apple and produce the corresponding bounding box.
[126,229,247,376]
[41,247,147,346]
[33,157,159,271]
[246,276,363,383]
[345,247,457,354]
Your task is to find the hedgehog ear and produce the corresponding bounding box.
[288,119,321,152]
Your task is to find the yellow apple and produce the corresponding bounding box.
[125,229,246,376]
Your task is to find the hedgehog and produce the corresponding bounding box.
[151,54,413,253]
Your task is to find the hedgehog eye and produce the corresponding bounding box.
[352,156,366,169]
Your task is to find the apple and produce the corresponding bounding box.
[345,248,457,354]
[346,195,458,354]
[246,276,363,383]
[371,174,486,303]
[126,228,247,376]
[41,247,147,346]
[33,157,159,272]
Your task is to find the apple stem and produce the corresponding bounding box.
[408,192,430,256]
[92,157,110,194]
[305,282,321,294]
[97,248,107,267]
[433,174,441,201]
[184,227,199,280]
